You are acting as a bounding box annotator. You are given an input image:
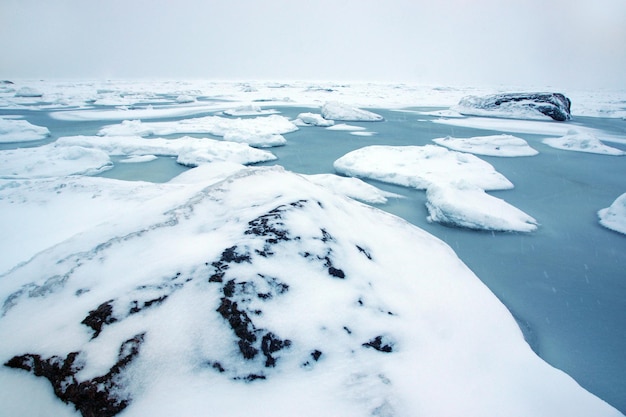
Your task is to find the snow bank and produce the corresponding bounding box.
[98,115,298,148]
[304,173,402,204]
[0,144,112,179]
[433,134,538,157]
[56,135,277,167]
[542,131,625,155]
[0,166,619,417]
[598,193,626,235]
[426,181,538,232]
[0,118,50,143]
[321,101,384,122]
[334,145,513,191]
[296,112,335,127]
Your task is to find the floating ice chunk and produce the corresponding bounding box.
[56,135,277,166]
[99,114,297,148]
[334,145,513,191]
[50,106,217,121]
[0,144,112,178]
[426,181,538,232]
[304,173,402,204]
[433,134,538,157]
[542,131,625,155]
[175,95,196,104]
[598,193,626,235]
[326,123,366,131]
[119,155,158,163]
[223,104,279,116]
[350,131,376,137]
[321,101,384,122]
[14,86,43,98]
[297,112,335,127]
[0,118,50,142]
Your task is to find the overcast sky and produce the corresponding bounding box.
[1,0,625,89]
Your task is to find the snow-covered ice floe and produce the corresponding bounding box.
[454,92,572,121]
[222,104,279,116]
[51,105,218,121]
[296,112,335,127]
[0,165,619,417]
[321,101,384,122]
[542,131,625,156]
[98,114,298,148]
[304,173,402,204]
[56,135,277,166]
[433,134,538,157]
[0,117,50,143]
[598,193,626,235]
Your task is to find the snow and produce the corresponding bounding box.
[432,134,539,157]
[175,95,196,104]
[0,117,50,142]
[50,106,219,122]
[334,145,513,191]
[542,131,625,155]
[55,135,277,166]
[222,104,279,116]
[297,112,335,127]
[303,173,402,204]
[0,144,112,179]
[119,155,159,163]
[0,165,619,417]
[326,123,367,131]
[426,181,538,232]
[598,193,626,234]
[98,115,298,148]
[321,102,384,122]
[14,86,43,98]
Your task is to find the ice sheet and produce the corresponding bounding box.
[0,117,50,142]
[542,132,625,155]
[432,134,538,157]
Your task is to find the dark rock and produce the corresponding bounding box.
[458,92,572,121]
[261,332,292,367]
[328,266,345,279]
[363,335,394,353]
[129,295,168,315]
[81,300,117,338]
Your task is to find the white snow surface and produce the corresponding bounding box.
[326,123,367,131]
[433,134,539,157]
[56,135,277,166]
[321,102,384,122]
[542,132,625,155]
[304,173,402,204]
[222,104,279,116]
[98,115,297,148]
[0,165,619,417]
[598,193,626,235]
[297,112,335,127]
[426,181,538,232]
[0,117,51,142]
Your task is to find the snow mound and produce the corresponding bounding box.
[119,155,158,163]
[321,102,384,122]
[98,115,297,148]
[56,135,277,167]
[426,181,538,232]
[598,193,626,235]
[0,166,618,417]
[433,134,538,157]
[175,95,196,104]
[304,174,402,204]
[14,86,43,98]
[334,145,513,191]
[542,131,625,155]
[297,112,335,127]
[0,144,112,179]
[455,92,572,121]
[223,105,279,116]
[0,118,50,143]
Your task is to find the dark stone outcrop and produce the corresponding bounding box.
[363,335,395,353]
[458,92,572,121]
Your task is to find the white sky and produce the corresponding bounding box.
[1,0,625,89]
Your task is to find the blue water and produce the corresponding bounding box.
[3,105,626,413]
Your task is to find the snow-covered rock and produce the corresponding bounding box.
[426,181,538,232]
[542,131,625,155]
[455,92,572,121]
[0,144,112,179]
[0,166,618,417]
[14,86,43,98]
[433,134,538,157]
[321,102,384,122]
[334,145,513,191]
[598,193,626,235]
[0,118,50,143]
[56,135,277,167]
[297,112,335,127]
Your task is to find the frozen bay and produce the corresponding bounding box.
[0,80,625,416]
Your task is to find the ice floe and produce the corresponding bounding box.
[0,166,618,417]
[56,135,277,166]
[222,104,279,116]
[426,181,538,232]
[304,173,402,204]
[14,86,43,98]
[321,101,384,122]
[296,112,335,127]
[119,155,159,163]
[432,134,538,157]
[542,131,625,155]
[326,123,367,131]
[598,193,626,235]
[98,115,298,148]
[0,117,50,142]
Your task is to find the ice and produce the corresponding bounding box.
[296,112,335,127]
[222,104,279,116]
[303,173,402,204]
[98,115,298,148]
[175,95,196,104]
[598,193,626,235]
[55,135,277,166]
[50,106,221,122]
[0,144,112,179]
[542,131,625,155]
[321,101,384,122]
[14,86,43,98]
[326,123,367,131]
[454,93,572,121]
[119,155,159,163]
[334,145,513,191]
[432,134,538,157]
[0,166,619,417]
[426,181,538,232]
[0,117,50,143]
